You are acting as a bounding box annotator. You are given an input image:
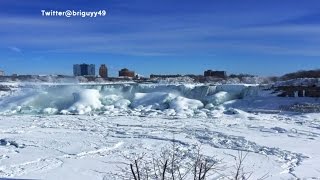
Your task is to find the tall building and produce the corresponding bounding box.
[99,64,108,78]
[73,65,81,76]
[73,64,95,76]
[119,68,135,78]
[80,64,88,75]
[88,64,95,76]
[0,70,4,76]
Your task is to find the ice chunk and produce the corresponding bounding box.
[170,96,203,111]
[205,103,214,109]
[43,108,58,115]
[205,91,237,105]
[68,89,102,114]
[224,108,241,115]
[101,94,122,105]
[131,92,177,110]
[114,99,131,109]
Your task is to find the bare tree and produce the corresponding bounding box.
[125,142,220,180]
[113,142,269,180]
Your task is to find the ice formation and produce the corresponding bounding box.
[0,83,319,116]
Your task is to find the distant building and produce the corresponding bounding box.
[119,68,135,78]
[73,65,81,76]
[99,64,108,78]
[73,64,95,76]
[150,74,182,78]
[87,64,95,76]
[0,70,4,76]
[204,70,227,78]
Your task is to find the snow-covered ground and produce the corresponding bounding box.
[0,83,319,179]
[1,113,320,179]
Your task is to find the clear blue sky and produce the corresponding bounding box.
[0,0,320,77]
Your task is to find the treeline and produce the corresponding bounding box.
[281,69,320,80]
[229,69,320,83]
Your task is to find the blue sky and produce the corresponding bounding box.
[0,0,320,77]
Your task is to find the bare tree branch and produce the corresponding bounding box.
[130,164,137,180]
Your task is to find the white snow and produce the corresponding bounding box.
[0,83,319,179]
[0,112,319,179]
